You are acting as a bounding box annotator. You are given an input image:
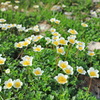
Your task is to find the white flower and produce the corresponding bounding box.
[87,51,95,56]
[54,19,60,24]
[33,25,40,32]
[87,67,99,78]
[0,56,6,65]
[54,73,68,84]
[77,66,86,75]
[58,37,68,45]
[5,1,11,4]
[56,47,65,55]
[52,36,59,40]
[33,45,44,52]
[14,6,19,9]
[68,36,76,45]
[33,5,39,8]
[1,8,6,12]
[4,79,13,89]
[51,32,61,37]
[76,41,85,46]
[62,4,66,8]
[5,69,10,74]
[81,23,88,27]
[69,35,76,38]
[20,60,32,66]
[63,65,73,75]
[76,45,85,51]
[58,60,68,69]
[0,19,6,23]
[8,5,12,8]
[33,67,44,76]
[21,55,33,61]
[22,40,31,47]
[45,37,51,44]
[50,28,56,33]
[14,42,23,48]
[13,79,23,89]
[16,25,22,28]
[32,35,43,42]
[15,1,20,3]
[50,18,56,22]
[68,29,78,35]
[52,40,59,46]
[24,37,32,42]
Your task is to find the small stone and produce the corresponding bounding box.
[51,5,62,12]
[38,21,51,33]
[87,41,100,51]
[90,10,98,17]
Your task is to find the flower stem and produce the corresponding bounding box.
[88,78,92,92]
[65,44,71,59]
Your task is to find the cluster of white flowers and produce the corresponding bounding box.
[50,18,60,24]
[76,41,85,51]
[4,79,23,89]
[0,18,41,33]
[0,1,20,12]
[77,66,99,78]
[14,35,43,48]
[20,55,33,66]
[58,60,74,75]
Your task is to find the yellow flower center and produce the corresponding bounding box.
[17,43,22,47]
[2,27,6,30]
[89,53,94,56]
[78,47,83,50]
[60,63,67,69]
[70,30,76,34]
[57,76,67,84]
[69,39,75,44]
[53,33,59,36]
[58,48,63,53]
[7,26,11,28]
[35,47,41,51]
[0,59,4,64]
[25,57,30,60]
[65,69,71,74]
[51,19,55,22]
[53,41,59,46]
[34,70,41,75]
[34,38,38,42]
[23,61,30,66]
[82,24,87,27]
[78,43,82,45]
[51,30,55,32]
[78,69,83,73]
[53,37,58,40]
[7,83,13,88]
[55,21,59,24]
[14,82,21,88]
[90,71,96,76]
[23,41,29,46]
[35,29,39,32]
[59,39,66,44]
[37,36,41,39]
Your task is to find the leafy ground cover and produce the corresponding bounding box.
[0,0,100,100]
